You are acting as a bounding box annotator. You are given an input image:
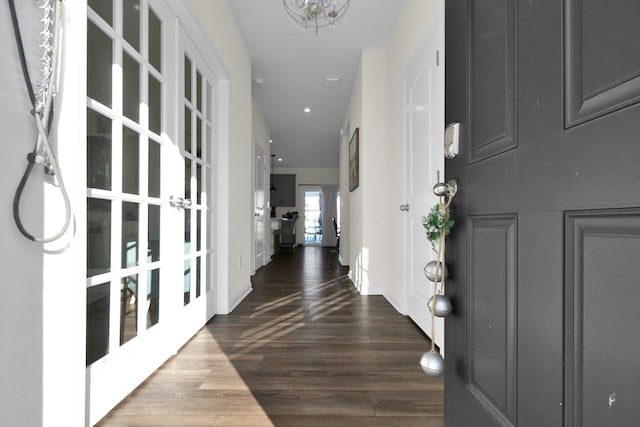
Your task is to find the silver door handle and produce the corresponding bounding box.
[170,196,192,209]
[400,204,410,212]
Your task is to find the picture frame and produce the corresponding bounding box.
[349,127,359,192]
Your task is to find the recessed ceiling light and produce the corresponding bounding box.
[323,75,341,88]
[269,139,272,143]
[277,158,283,162]
[304,107,311,113]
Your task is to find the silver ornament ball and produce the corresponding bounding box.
[420,351,445,377]
[424,261,448,282]
[428,294,453,317]
[433,182,448,197]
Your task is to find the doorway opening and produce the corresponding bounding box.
[304,190,323,244]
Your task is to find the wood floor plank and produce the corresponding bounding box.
[97,247,443,426]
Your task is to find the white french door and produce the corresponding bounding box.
[177,27,217,342]
[85,1,217,423]
[402,6,445,351]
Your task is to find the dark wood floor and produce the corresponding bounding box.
[97,247,444,426]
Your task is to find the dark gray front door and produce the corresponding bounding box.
[444,1,640,426]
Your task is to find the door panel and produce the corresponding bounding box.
[178,28,217,335]
[468,215,517,424]
[468,0,516,163]
[86,1,176,423]
[566,0,640,126]
[445,0,640,425]
[565,210,640,427]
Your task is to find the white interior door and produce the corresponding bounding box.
[176,26,218,346]
[85,2,218,423]
[403,6,445,351]
[254,144,265,270]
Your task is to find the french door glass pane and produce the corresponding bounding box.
[207,124,213,162]
[196,163,202,204]
[123,52,140,123]
[206,82,212,121]
[87,198,111,277]
[184,260,191,305]
[148,140,161,197]
[184,210,191,255]
[196,257,201,298]
[184,107,192,153]
[185,158,192,199]
[123,0,140,51]
[122,126,139,194]
[146,269,160,328]
[149,75,162,135]
[184,56,192,102]
[86,283,110,365]
[87,108,112,190]
[120,274,138,345]
[196,117,202,158]
[196,71,202,111]
[87,21,112,107]
[122,202,139,269]
[149,8,162,72]
[88,0,113,26]
[148,205,160,262]
[197,210,202,251]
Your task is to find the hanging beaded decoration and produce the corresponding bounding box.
[419,171,457,377]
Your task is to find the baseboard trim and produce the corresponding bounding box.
[228,284,252,313]
[383,291,406,315]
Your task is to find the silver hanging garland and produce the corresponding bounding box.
[424,260,448,282]
[420,351,445,377]
[418,171,457,378]
[428,294,453,317]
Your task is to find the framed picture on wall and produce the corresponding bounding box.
[349,128,359,192]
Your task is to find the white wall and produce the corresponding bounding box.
[339,123,350,265]
[341,0,444,301]
[342,50,389,296]
[184,0,253,311]
[1,1,86,425]
[360,50,389,296]
[342,61,366,290]
[0,2,46,425]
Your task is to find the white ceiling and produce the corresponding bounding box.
[230,0,405,168]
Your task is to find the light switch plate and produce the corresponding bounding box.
[445,122,460,159]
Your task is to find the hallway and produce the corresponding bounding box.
[97,247,444,426]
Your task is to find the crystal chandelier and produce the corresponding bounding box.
[283,0,350,36]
